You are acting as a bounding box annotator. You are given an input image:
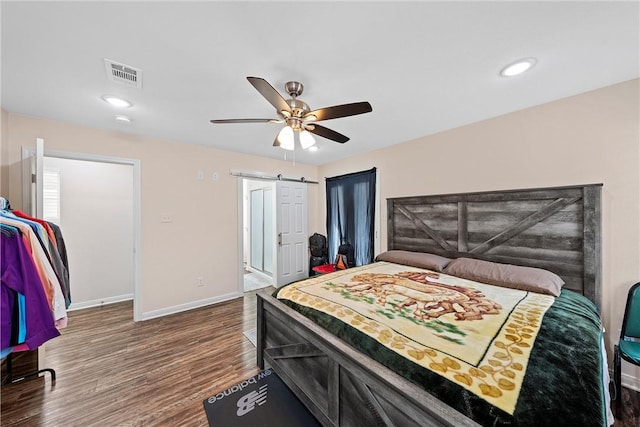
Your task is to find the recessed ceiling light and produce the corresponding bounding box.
[101,95,132,108]
[500,58,537,77]
[114,115,131,123]
[308,146,318,152]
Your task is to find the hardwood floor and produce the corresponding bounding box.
[614,383,640,427]
[2,290,639,426]
[1,292,266,426]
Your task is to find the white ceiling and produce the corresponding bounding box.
[2,1,638,166]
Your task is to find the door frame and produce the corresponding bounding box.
[238,174,312,293]
[238,177,275,293]
[22,147,142,321]
[248,185,274,275]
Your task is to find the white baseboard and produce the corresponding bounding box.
[139,292,242,321]
[68,294,134,311]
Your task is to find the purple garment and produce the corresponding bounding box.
[1,232,60,351]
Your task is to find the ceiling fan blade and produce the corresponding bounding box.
[210,118,281,124]
[247,77,292,114]
[305,101,372,122]
[306,124,350,143]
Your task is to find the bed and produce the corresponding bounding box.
[256,183,609,426]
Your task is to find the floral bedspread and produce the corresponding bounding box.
[276,261,608,426]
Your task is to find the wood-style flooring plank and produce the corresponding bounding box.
[1,290,267,426]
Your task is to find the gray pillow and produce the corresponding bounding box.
[375,250,452,272]
[443,257,564,296]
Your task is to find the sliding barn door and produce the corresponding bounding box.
[275,181,308,287]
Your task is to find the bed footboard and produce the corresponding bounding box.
[256,290,480,427]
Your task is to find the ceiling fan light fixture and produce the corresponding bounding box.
[277,126,294,150]
[299,130,316,149]
[210,77,373,149]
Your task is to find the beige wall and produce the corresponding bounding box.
[318,78,640,386]
[1,113,318,318]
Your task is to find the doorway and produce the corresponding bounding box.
[22,144,141,320]
[43,156,135,311]
[243,179,274,292]
[250,186,273,274]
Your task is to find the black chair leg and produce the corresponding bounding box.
[613,345,621,418]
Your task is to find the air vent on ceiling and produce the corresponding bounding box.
[104,59,142,88]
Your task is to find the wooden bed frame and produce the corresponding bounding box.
[257,183,603,427]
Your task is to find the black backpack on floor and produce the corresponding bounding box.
[309,233,328,258]
[309,233,328,275]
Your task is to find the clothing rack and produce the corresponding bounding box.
[1,196,68,388]
[1,352,56,385]
[0,196,10,210]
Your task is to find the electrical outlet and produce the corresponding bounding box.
[161,213,172,223]
[196,276,204,287]
[212,172,218,181]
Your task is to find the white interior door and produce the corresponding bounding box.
[35,138,44,218]
[275,181,308,286]
[21,138,44,217]
[20,138,45,369]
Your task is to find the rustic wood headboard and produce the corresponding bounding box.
[387,184,603,309]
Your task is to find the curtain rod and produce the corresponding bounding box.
[229,170,319,185]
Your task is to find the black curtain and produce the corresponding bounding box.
[326,167,376,266]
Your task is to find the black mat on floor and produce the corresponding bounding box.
[203,369,321,427]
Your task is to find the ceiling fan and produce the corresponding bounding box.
[210,77,372,150]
